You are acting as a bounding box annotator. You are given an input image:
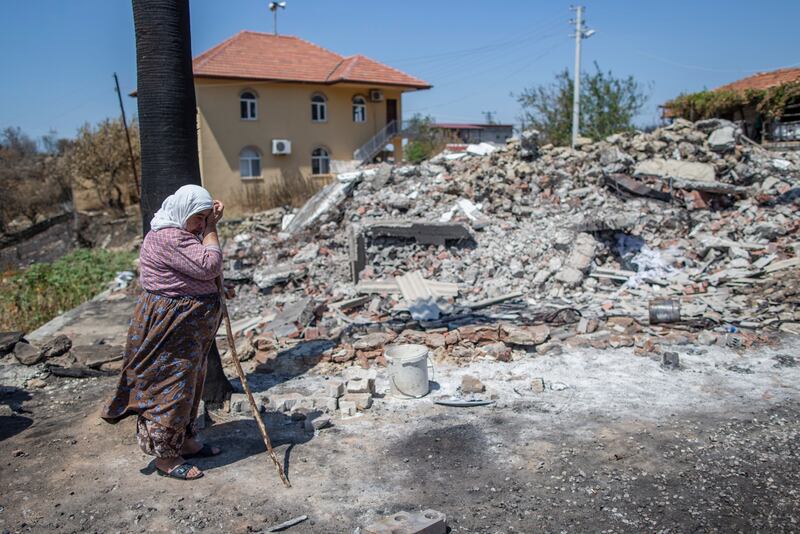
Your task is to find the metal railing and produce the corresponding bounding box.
[766,120,800,142]
[353,120,398,162]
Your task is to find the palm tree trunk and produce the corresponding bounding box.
[132,0,232,404]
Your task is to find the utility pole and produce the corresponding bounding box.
[113,72,140,197]
[570,5,595,148]
[482,111,497,124]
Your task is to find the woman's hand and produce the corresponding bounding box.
[209,200,224,226]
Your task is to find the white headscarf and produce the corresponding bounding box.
[150,184,214,232]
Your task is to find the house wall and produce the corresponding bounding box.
[479,125,513,143]
[196,79,404,213]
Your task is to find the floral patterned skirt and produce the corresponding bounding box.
[101,291,220,457]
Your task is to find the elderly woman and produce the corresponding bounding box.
[102,184,231,480]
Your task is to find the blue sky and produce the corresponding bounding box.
[2,0,798,140]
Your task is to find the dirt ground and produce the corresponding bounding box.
[1,300,799,533]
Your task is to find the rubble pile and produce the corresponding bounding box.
[219,117,798,374]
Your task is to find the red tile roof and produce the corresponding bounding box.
[193,31,431,90]
[715,67,800,93]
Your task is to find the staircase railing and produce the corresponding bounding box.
[353,120,398,163]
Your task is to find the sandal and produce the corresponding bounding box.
[156,462,204,480]
[183,444,222,459]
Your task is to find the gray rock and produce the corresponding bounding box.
[13,342,43,366]
[555,266,585,287]
[708,126,737,153]
[40,335,72,360]
[0,332,24,356]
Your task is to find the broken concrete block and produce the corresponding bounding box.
[565,233,597,272]
[318,397,338,413]
[304,414,332,432]
[634,158,715,182]
[364,509,446,534]
[461,375,485,394]
[230,393,260,415]
[708,126,736,153]
[266,393,302,413]
[339,399,357,417]
[341,392,373,411]
[555,266,584,287]
[346,376,375,394]
[326,379,345,398]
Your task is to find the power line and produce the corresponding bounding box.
[632,50,800,75]
[383,12,565,66]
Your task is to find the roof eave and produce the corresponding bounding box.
[194,74,432,90]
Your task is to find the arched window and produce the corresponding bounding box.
[352,95,367,123]
[240,91,257,120]
[311,147,330,175]
[239,147,261,178]
[311,93,327,122]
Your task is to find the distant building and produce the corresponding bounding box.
[662,67,800,148]
[432,123,513,144]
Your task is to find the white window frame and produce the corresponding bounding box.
[311,93,327,122]
[352,95,367,123]
[240,90,258,120]
[239,147,262,179]
[311,147,330,175]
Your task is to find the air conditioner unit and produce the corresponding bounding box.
[369,89,384,102]
[272,139,291,155]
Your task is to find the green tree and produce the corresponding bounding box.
[516,63,649,146]
[403,113,441,164]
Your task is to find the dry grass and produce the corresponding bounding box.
[232,171,328,212]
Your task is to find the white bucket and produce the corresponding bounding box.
[385,344,432,399]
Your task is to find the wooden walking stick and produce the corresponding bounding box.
[217,277,291,488]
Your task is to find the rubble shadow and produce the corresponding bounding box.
[0,387,33,441]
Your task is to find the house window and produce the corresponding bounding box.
[352,95,367,123]
[311,147,330,175]
[311,93,327,122]
[239,147,261,178]
[240,91,257,120]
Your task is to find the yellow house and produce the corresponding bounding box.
[191,31,431,212]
